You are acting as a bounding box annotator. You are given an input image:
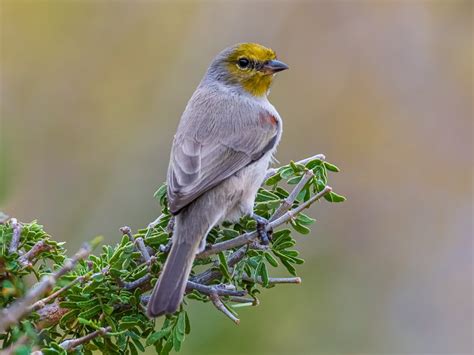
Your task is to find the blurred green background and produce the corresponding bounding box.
[1,0,472,354]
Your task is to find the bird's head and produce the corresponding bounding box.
[205,43,289,97]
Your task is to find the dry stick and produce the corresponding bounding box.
[186,281,246,297]
[228,296,259,305]
[197,186,332,258]
[192,245,248,285]
[18,240,52,267]
[119,226,133,242]
[7,218,22,254]
[60,326,112,351]
[28,276,85,313]
[0,243,92,332]
[242,275,301,285]
[29,267,109,313]
[209,292,239,325]
[134,237,151,262]
[270,169,314,221]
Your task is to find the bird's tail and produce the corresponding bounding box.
[146,216,202,318]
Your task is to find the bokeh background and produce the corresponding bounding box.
[1,0,472,354]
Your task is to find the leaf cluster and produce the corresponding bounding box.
[0,156,344,354]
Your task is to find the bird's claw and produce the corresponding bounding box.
[252,214,272,245]
[159,240,172,254]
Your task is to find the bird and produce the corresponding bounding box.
[147,43,288,318]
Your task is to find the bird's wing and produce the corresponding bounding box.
[167,111,279,214]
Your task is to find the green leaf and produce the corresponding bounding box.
[264,252,279,267]
[279,166,294,179]
[281,258,297,276]
[324,161,340,172]
[177,311,186,337]
[287,176,302,185]
[265,174,282,186]
[218,252,231,281]
[257,261,269,287]
[296,213,316,225]
[184,312,191,335]
[291,221,311,235]
[323,191,346,203]
[305,158,323,170]
[146,329,171,346]
[78,304,101,319]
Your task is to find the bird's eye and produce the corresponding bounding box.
[237,58,250,69]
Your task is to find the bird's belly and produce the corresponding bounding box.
[220,152,273,223]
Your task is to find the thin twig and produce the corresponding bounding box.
[197,186,332,258]
[119,226,133,242]
[193,245,248,284]
[29,267,108,312]
[186,281,246,297]
[0,243,92,332]
[228,296,259,305]
[28,276,85,312]
[242,275,302,285]
[271,169,314,221]
[59,326,112,351]
[209,292,239,325]
[8,218,22,254]
[18,240,52,267]
[134,237,151,262]
[121,274,151,291]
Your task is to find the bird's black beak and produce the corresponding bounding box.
[261,59,289,74]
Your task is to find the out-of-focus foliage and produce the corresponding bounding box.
[0,157,344,354]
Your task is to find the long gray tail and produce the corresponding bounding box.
[146,216,202,318]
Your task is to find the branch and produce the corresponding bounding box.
[209,292,239,325]
[0,242,92,332]
[270,169,314,221]
[134,237,151,262]
[7,218,22,254]
[197,186,332,258]
[242,275,302,285]
[192,245,248,285]
[29,267,109,313]
[18,240,52,267]
[60,326,112,351]
[186,281,246,297]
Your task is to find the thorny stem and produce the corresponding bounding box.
[60,327,112,351]
[209,292,239,325]
[7,218,21,255]
[0,243,92,332]
[197,186,332,258]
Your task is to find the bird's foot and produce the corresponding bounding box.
[159,240,172,254]
[167,216,175,235]
[252,214,273,245]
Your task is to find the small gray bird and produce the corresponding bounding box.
[147,43,288,318]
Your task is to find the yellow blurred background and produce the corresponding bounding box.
[1,0,472,353]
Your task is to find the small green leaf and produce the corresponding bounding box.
[146,329,171,346]
[324,161,340,172]
[78,304,101,319]
[291,221,311,235]
[265,174,282,185]
[296,213,316,225]
[324,191,346,203]
[218,252,231,281]
[257,261,269,287]
[264,252,279,267]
